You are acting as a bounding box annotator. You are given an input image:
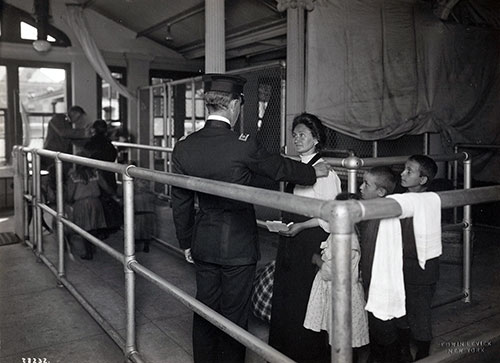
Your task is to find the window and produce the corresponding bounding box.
[0,61,71,164]
[18,66,68,149]
[20,21,55,42]
[97,67,127,129]
[0,3,70,47]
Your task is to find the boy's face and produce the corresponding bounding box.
[401,160,427,191]
[360,172,383,200]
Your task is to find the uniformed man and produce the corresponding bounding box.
[171,73,331,363]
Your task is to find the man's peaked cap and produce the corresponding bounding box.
[203,73,246,94]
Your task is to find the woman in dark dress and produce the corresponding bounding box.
[268,113,342,362]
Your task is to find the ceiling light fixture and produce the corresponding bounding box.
[32,0,52,53]
[165,25,174,42]
[33,39,51,52]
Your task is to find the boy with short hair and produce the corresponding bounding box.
[400,154,438,193]
[359,166,403,362]
[359,166,398,201]
[399,155,439,360]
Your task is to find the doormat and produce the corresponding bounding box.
[0,232,19,246]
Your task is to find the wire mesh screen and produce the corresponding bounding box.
[378,135,425,157]
[234,64,285,155]
[140,63,431,203]
[324,130,426,186]
[233,64,285,220]
[137,88,151,167]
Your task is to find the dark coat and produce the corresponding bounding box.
[84,134,118,192]
[359,217,440,291]
[171,120,317,266]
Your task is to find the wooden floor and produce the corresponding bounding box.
[1,206,500,362]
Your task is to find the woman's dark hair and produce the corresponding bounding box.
[292,112,327,151]
[92,120,108,135]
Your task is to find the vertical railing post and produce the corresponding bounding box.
[453,146,459,223]
[280,65,287,154]
[55,156,65,282]
[191,79,196,134]
[166,83,173,196]
[149,87,155,174]
[423,133,430,154]
[280,69,287,193]
[123,168,138,359]
[462,153,472,303]
[329,202,353,363]
[23,150,30,243]
[33,151,43,255]
[343,155,362,195]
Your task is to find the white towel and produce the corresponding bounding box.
[365,192,442,321]
[388,192,442,269]
[365,218,406,321]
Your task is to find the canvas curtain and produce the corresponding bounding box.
[306,0,500,182]
[65,5,137,101]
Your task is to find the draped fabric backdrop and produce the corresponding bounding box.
[306,0,500,182]
[65,5,137,101]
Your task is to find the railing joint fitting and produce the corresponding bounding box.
[124,165,136,178]
[126,257,137,271]
[126,349,140,360]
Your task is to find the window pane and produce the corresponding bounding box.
[0,66,6,109]
[101,72,123,121]
[18,67,67,149]
[20,21,37,40]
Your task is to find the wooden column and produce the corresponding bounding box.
[277,0,314,154]
[205,0,225,73]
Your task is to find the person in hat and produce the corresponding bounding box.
[41,105,91,203]
[84,120,118,192]
[171,73,332,363]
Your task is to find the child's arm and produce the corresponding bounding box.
[311,253,323,268]
[279,218,321,237]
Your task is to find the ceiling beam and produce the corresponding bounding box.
[257,0,281,14]
[226,41,286,59]
[136,3,204,38]
[180,20,286,59]
[433,0,461,20]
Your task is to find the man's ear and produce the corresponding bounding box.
[228,98,239,110]
[377,188,387,198]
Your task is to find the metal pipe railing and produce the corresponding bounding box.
[20,148,142,362]
[129,261,295,363]
[94,142,478,303]
[55,157,65,280]
[17,146,499,363]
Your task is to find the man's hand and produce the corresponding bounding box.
[313,162,332,178]
[184,248,194,264]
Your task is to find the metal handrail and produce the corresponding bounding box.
[15,145,498,363]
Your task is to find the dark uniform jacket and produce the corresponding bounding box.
[171,119,317,266]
